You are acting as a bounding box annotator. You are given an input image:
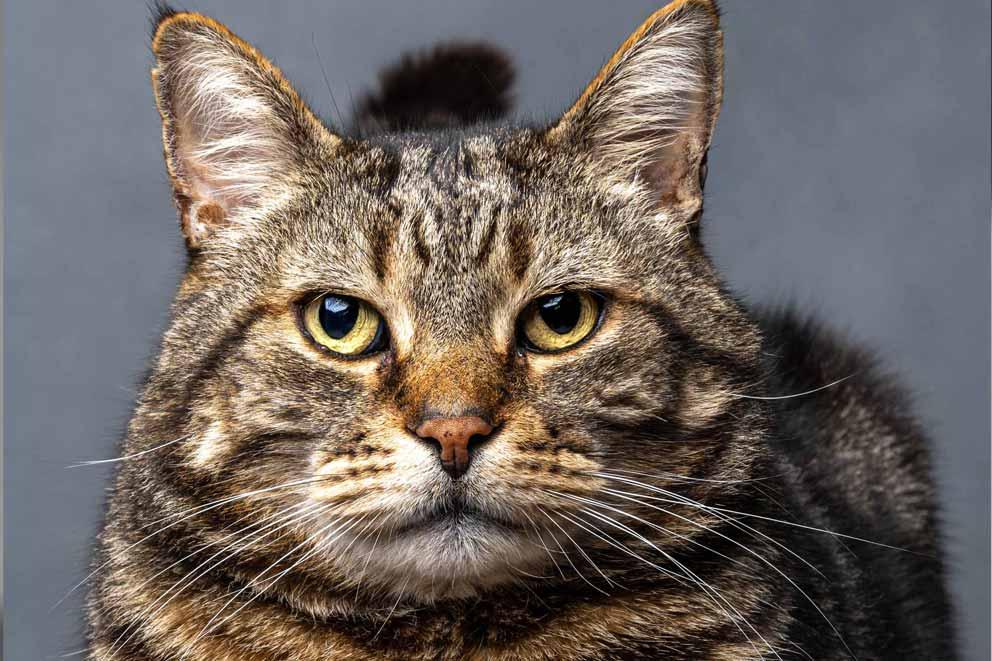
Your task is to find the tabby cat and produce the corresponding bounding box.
[86,1,955,658]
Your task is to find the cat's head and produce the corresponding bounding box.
[139,0,766,604]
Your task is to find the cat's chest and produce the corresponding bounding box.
[191,591,778,661]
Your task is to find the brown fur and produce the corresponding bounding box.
[87,2,954,659]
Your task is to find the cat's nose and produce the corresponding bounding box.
[414,416,494,479]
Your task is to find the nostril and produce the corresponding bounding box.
[468,432,489,447]
[417,434,443,453]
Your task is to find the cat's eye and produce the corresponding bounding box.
[302,294,387,356]
[520,291,602,353]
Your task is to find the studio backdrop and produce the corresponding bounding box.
[4,1,989,659]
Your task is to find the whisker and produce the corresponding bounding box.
[509,565,552,581]
[103,501,311,625]
[371,575,411,641]
[508,568,554,610]
[310,33,345,129]
[727,374,856,401]
[65,435,189,468]
[556,509,689,588]
[606,466,775,485]
[593,471,919,555]
[546,510,618,591]
[581,482,855,660]
[518,507,567,579]
[353,512,393,601]
[198,513,374,641]
[536,507,610,596]
[596,482,825,581]
[560,497,774,660]
[108,503,332,657]
[54,475,338,611]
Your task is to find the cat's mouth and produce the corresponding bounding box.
[330,486,553,601]
[390,495,526,537]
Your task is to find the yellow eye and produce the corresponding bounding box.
[302,294,386,356]
[521,291,601,352]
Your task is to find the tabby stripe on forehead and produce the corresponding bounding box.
[474,205,501,265]
[369,205,400,281]
[409,210,432,267]
[505,215,531,281]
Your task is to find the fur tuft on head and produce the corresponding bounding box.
[353,42,515,132]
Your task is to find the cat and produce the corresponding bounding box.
[85,1,955,659]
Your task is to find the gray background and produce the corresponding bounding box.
[4,1,989,659]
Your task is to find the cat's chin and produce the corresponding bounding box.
[332,511,548,602]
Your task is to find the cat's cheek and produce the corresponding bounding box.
[306,427,439,512]
[188,419,227,468]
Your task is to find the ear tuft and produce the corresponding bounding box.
[150,11,337,248]
[550,0,722,218]
[148,1,179,42]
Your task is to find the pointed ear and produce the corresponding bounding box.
[548,0,722,220]
[151,10,339,248]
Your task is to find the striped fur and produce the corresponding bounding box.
[87,2,954,659]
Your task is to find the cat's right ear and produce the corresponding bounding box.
[150,8,340,248]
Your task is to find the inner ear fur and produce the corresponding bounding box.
[150,10,339,248]
[548,0,723,217]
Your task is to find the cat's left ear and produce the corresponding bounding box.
[548,0,722,220]
[151,10,340,248]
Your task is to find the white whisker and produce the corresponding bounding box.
[54,475,337,611]
[197,513,374,643]
[537,507,610,596]
[371,575,411,641]
[593,470,916,554]
[561,497,774,660]
[519,507,567,579]
[108,502,331,657]
[66,435,189,468]
[546,510,618,591]
[727,374,856,401]
[597,483,826,580]
[583,479,855,659]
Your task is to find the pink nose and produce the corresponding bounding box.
[414,416,494,479]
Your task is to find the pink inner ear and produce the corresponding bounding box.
[549,3,721,212]
[640,137,696,207]
[162,73,305,248]
[170,124,237,245]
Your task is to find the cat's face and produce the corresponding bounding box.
[141,0,764,603]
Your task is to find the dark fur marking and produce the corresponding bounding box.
[475,209,500,265]
[505,215,531,281]
[369,204,400,281]
[410,210,432,267]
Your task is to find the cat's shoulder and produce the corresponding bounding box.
[753,307,942,542]
[755,305,918,420]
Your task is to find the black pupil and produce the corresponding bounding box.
[318,295,359,339]
[538,293,581,335]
